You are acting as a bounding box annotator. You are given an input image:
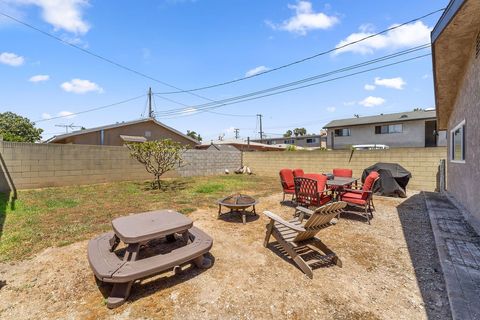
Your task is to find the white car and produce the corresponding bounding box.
[352,144,389,150]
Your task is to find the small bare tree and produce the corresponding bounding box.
[127,139,186,189]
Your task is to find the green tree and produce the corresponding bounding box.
[283,130,293,137]
[0,112,43,142]
[186,130,202,142]
[127,139,186,189]
[293,127,307,137]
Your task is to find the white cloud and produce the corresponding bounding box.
[58,111,76,119]
[60,78,103,94]
[364,84,376,91]
[343,101,356,106]
[29,74,50,82]
[225,126,235,135]
[245,65,270,77]
[9,0,90,34]
[422,74,430,79]
[326,107,336,112]
[359,96,385,107]
[41,112,52,119]
[0,52,24,66]
[334,21,431,55]
[374,77,406,90]
[267,1,339,35]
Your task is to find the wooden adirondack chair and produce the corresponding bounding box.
[263,201,347,279]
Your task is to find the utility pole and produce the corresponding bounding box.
[234,128,240,139]
[148,87,154,118]
[257,114,264,143]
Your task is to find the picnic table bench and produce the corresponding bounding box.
[88,210,213,308]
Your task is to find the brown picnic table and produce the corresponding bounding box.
[88,210,213,308]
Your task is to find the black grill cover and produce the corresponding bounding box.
[361,163,412,198]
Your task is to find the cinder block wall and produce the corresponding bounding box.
[0,142,241,191]
[243,147,447,191]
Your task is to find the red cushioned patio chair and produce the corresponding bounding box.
[333,168,353,178]
[294,174,332,209]
[339,171,379,224]
[330,168,354,191]
[292,168,305,178]
[279,169,296,202]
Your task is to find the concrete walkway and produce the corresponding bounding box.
[424,192,480,320]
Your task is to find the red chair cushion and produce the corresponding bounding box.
[303,174,327,191]
[293,169,305,177]
[279,169,294,189]
[333,168,353,178]
[312,195,332,206]
[340,192,367,205]
[284,187,295,194]
[362,171,379,199]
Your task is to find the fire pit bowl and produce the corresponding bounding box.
[217,194,258,225]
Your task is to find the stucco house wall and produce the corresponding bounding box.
[327,120,446,149]
[446,43,480,224]
[53,121,197,147]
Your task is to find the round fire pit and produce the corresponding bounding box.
[217,194,258,225]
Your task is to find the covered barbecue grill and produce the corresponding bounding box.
[361,163,411,198]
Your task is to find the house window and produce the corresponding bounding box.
[145,131,152,137]
[334,128,351,137]
[284,139,294,144]
[476,31,480,58]
[375,124,403,134]
[451,120,466,163]
[306,138,317,144]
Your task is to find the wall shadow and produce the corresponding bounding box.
[0,192,12,241]
[397,193,452,320]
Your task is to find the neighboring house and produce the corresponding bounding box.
[251,133,327,149]
[196,139,285,152]
[432,0,480,228]
[323,110,447,149]
[206,144,239,151]
[46,118,199,147]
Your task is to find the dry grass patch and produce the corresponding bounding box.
[0,175,277,262]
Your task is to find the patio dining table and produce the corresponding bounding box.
[326,176,359,200]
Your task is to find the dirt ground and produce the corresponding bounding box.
[0,192,451,320]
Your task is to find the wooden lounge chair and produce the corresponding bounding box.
[294,175,332,208]
[263,201,347,279]
[279,169,295,202]
[339,171,379,224]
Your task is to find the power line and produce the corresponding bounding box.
[153,48,431,118]
[0,8,443,99]
[0,10,216,105]
[34,94,146,122]
[153,91,256,117]
[154,45,429,115]
[158,53,430,119]
[154,8,445,94]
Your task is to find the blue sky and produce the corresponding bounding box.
[0,0,448,141]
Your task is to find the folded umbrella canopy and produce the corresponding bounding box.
[361,162,412,198]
